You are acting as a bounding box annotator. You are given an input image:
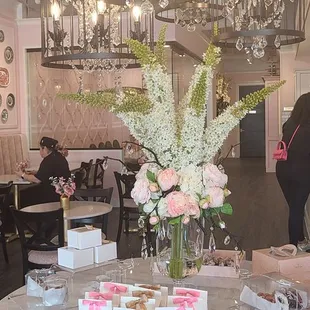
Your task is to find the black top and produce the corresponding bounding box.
[276,117,310,181]
[34,151,71,203]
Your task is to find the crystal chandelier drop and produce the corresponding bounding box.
[154,0,224,32]
[41,0,154,74]
[215,0,305,59]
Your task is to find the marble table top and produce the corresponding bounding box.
[22,201,113,220]
[0,258,254,310]
[0,174,31,185]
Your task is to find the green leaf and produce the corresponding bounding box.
[221,203,233,215]
[204,207,221,217]
[168,217,181,225]
[146,170,156,183]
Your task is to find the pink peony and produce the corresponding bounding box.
[184,196,200,218]
[149,183,159,192]
[208,187,225,208]
[131,179,151,204]
[203,163,228,189]
[182,216,190,224]
[157,168,179,192]
[64,185,74,197]
[149,216,159,225]
[166,191,187,217]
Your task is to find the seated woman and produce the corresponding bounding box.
[16,137,71,206]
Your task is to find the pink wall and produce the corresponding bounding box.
[0,15,19,133]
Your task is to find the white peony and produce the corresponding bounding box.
[157,197,169,218]
[135,163,160,180]
[131,179,151,204]
[178,164,203,199]
[208,187,225,208]
[203,163,228,189]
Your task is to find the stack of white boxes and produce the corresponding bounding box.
[58,227,117,269]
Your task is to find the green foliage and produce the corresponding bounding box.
[168,216,181,225]
[146,170,156,183]
[126,38,158,67]
[232,80,286,118]
[154,24,168,67]
[189,70,207,116]
[59,88,152,115]
[203,43,221,69]
[221,203,233,215]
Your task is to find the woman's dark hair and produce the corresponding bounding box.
[40,137,58,151]
[291,92,310,125]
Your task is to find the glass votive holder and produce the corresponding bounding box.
[42,277,68,306]
[25,268,56,297]
[105,269,126,283]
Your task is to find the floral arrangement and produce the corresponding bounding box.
[216,73,231,116]
[49,174,76,198]
[60,25,284,224]
[16,160,29,173]
[60,26,285,277]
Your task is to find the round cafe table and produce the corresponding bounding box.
[22,201,113,239]
[0,258,250,310]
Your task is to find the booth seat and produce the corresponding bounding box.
[0,134,29,175]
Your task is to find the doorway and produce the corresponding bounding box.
[239,85,266,158]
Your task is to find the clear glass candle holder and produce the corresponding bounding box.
[43,277,68,306]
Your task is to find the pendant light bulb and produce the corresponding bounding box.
[97,0,106,14]
[51,1,61,21]
[132,5,141,22]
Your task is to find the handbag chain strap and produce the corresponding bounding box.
[287,125,300,150]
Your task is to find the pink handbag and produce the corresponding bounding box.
[273,125,300,161]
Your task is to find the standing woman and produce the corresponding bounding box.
[16,137,71,205]
[276,92,310,250]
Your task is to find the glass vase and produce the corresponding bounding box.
[60,195,70,210]
[156,218,204,284]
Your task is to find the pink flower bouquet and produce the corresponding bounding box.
[50,174,76,198]
[16,160,29,173]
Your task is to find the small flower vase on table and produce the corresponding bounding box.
[60,195,70,210]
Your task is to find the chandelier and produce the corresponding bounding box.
[41,0,155,74]
[214,0,305,59]
[154,0,224,32]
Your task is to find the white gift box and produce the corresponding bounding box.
[67,227,102,250]
[172,288,208,303]
[120,296,156,310]
[58,247,94,269]
[167,296,206,310]
[100,282,131,306]
[78,299,112,310]
[94,241,117,263]
[135,284,168,307]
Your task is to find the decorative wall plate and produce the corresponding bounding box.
[0,30,4,42]
[6,93,15,109]
[1,109,8,123]
[4,46,13,64]
[0,67,9,87]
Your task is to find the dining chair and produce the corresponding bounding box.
[114,172,139,243]
[71,188,113,237]
[80,160,94,188]
[0,182,13,263]
[90,159,105,189]
[10,207,64,281]
[73,169,84,189]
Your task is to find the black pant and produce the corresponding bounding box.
[276,166,310,245]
